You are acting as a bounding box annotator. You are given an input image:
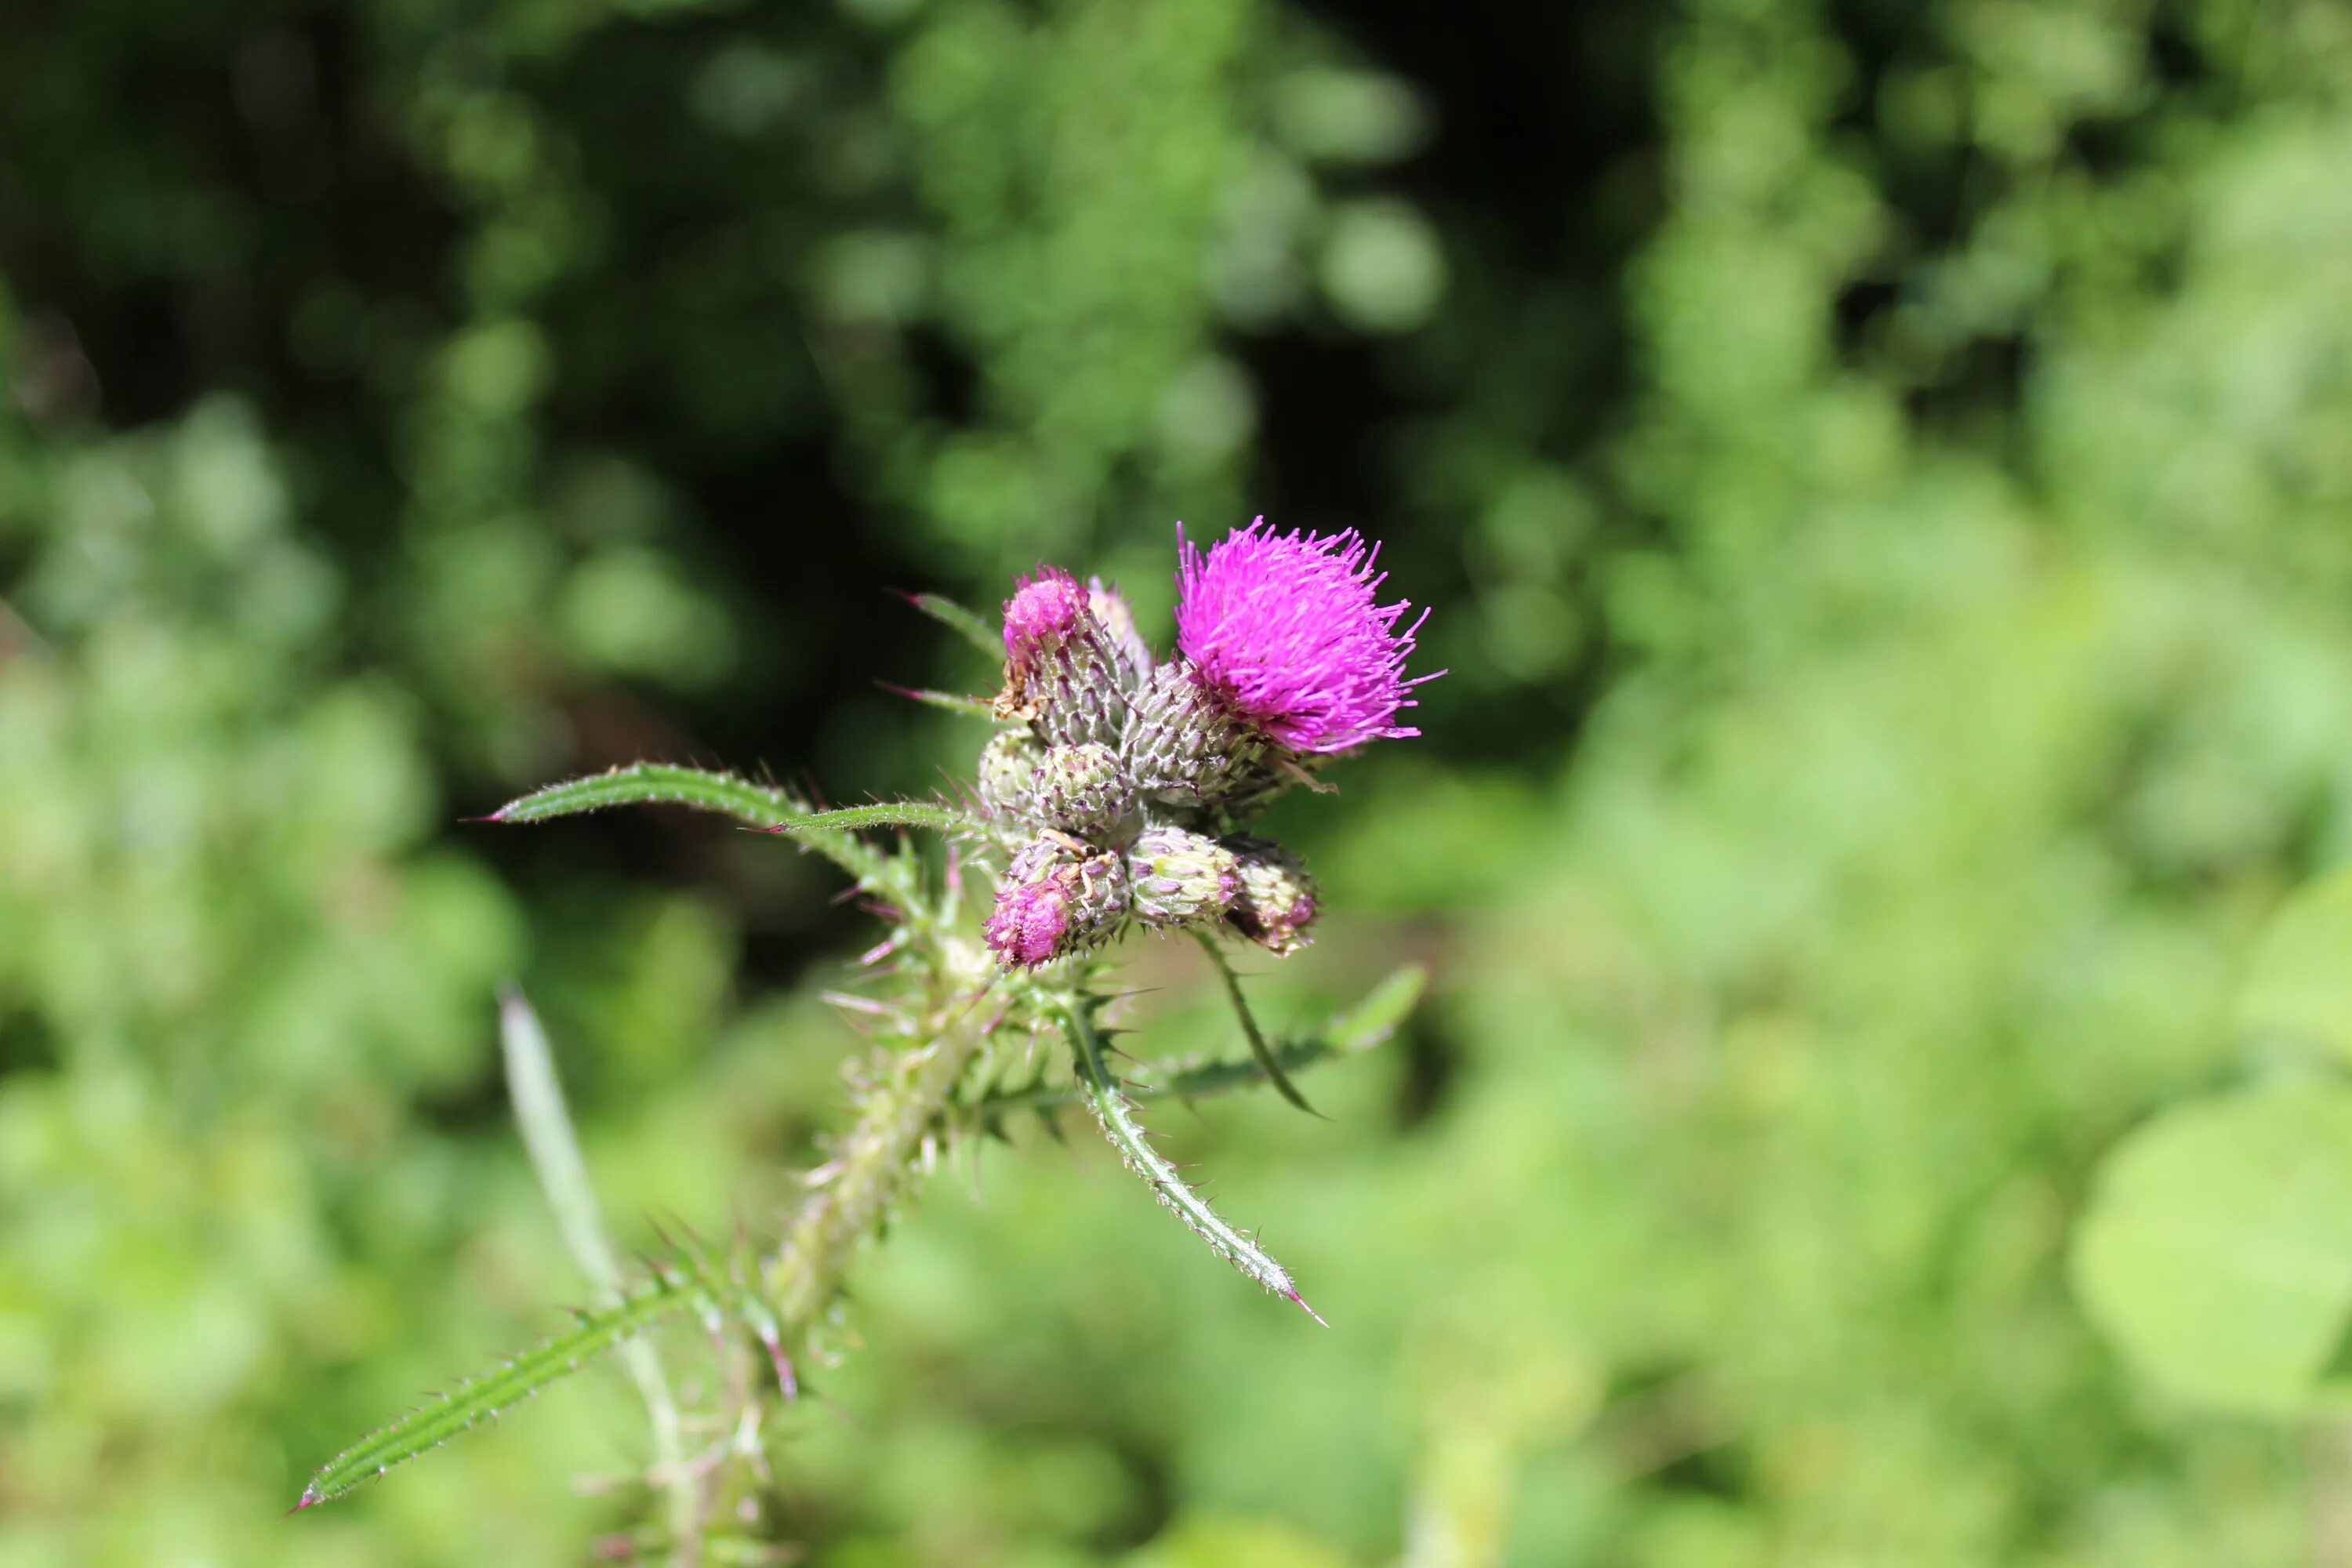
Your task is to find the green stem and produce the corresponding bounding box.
[1190,930,1319,1116]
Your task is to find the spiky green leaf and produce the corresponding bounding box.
[1057,997,1323,1322]
[985,964,1425,1116]
[480,764,975,877]
[484,763,812,827]
[295,1262,735,1509]
[901,592,1003,660]
[880,683,1002,720]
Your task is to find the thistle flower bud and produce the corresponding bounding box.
[1225,836,1319,956]
[1128,825,1240,930]
[1087,577,1156,691]
[996,565,1128,749]
[1032,741,1134,840]
[984,836,1131,969]
[1120,661,1264,806]
[976,730,1045,838]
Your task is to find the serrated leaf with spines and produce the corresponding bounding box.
[477,766,983,902]
[484,764,974,845]
[877,681,1003,720]
[295,1250,752,1509]
[983,964,1425,1118]
[1057,995,1326,1323]
[477,763,884,882]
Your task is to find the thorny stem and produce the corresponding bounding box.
[761,987,1000,1345]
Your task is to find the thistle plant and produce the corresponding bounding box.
[295,519,1436,1555]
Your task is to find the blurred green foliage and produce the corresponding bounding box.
[6,0,2352,1563]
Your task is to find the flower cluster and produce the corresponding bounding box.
[980,521,1433,969]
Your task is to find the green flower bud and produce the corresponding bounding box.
[977,729,1045,839]
[1121,662,1263,807]
[1087,577,1156,691]
[1128,826,1240,929]
[1033,741,1134,840]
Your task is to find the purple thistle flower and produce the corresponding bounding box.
[1173,518,1436,754]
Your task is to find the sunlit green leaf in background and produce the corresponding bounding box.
[2071,1085,2352,1414]
[2237,869,2352,1063]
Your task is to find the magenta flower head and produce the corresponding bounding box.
[1002,566,1092,662]
[983,862,1071,967]
[1174,518,1434,754]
